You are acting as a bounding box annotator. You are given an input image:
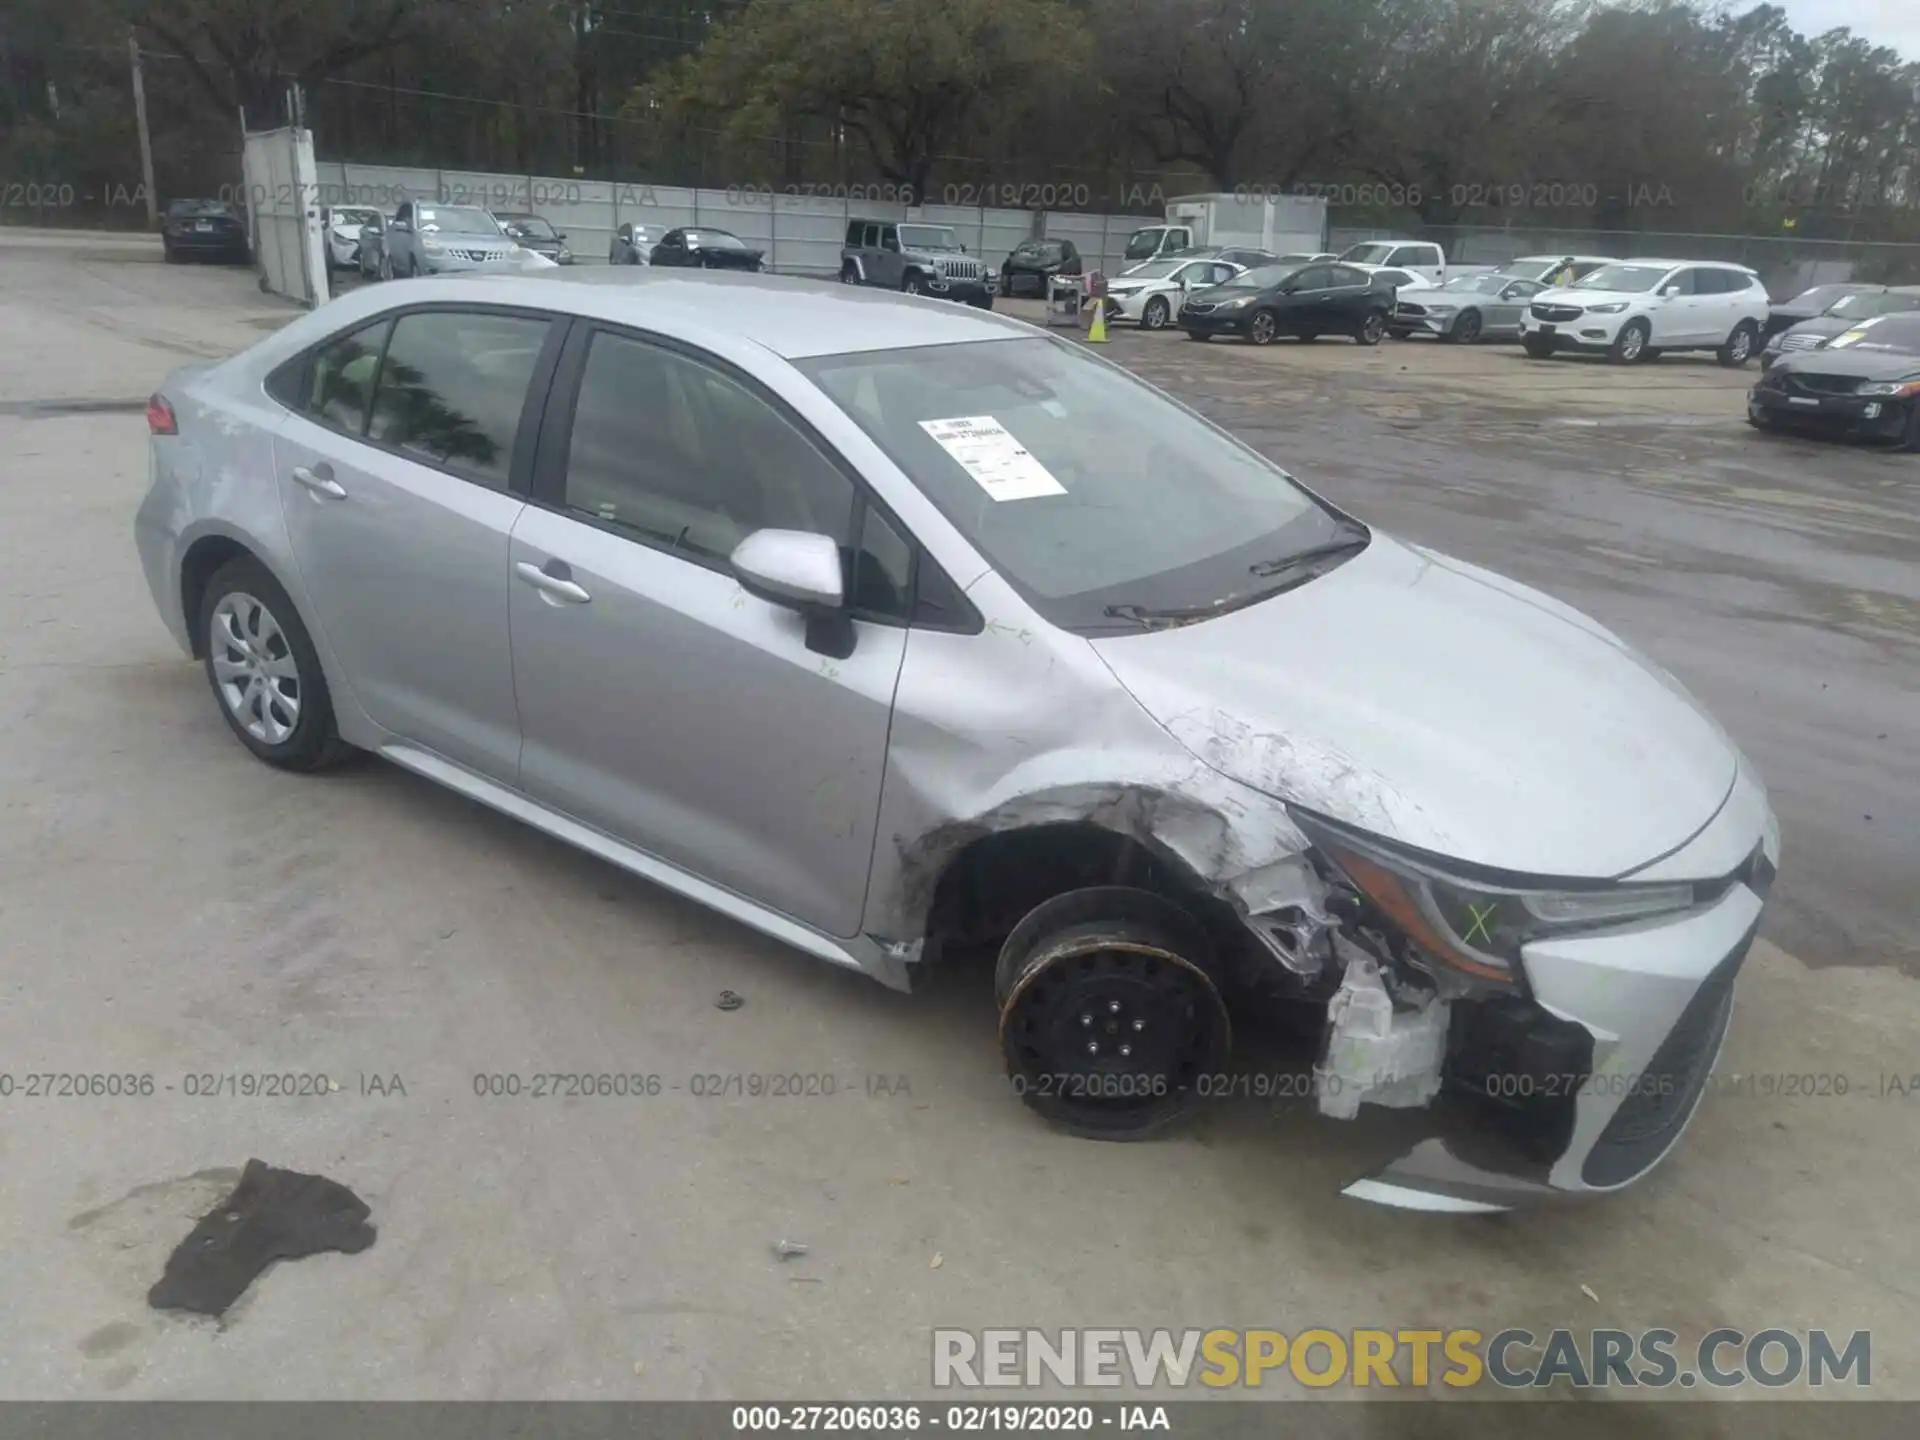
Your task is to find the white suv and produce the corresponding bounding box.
[1520,260,1769,366]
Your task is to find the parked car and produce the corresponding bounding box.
[1348,264,1423,297]
[1485,254,1617,289]
[1336,239,1446,286]
[1761,282,1884,344]
[1179,261,1392,345]
[840,220,993,306]
[650,227,765,271]
[380,201,522,278]
[135,269,1778,1212]
[356,212,388,280]
[1748,311,1920,449]
[609,222,659,266]
[320,206,383,271]
[1160,244,1280,270]
[1390,272,1550,343]
[1102,256,1244,329]
[1519,260,1769,365]
[1000,238,1083,297]
[1761,286,1920,367]
[493,212,573,265]
[161,198,249,264]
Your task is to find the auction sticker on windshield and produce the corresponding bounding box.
[919,416,1068,501]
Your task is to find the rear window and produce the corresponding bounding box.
[167,199,238,218]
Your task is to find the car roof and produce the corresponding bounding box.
[352,269,1035,360]
[1509,254,1615,263]
[1602,258,1754,271]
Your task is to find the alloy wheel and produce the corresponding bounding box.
[1249,311,1277,345]
[209,592,302,745]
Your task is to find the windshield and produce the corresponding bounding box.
[1339,242,1396,265]
[1120,261,1180,281]
[1826,290,1912,319]
[900,225,960,251]
[1572,263,1670,293]
[1444,274,1507,294]
[417,206,500,234]
[331,208,379,226]
[795,337,1344,631]
[498,215,556,239]
[1786,284,1857,313]
[689,230,748,247]
[1826,315,1920,354]
[1124,229,1167,259]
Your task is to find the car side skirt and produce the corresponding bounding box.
[377,742,914,991]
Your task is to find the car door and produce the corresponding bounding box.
[269,304,561,780]
[506,323,911,939]
[1273,264,1332,332]
[1326,264,1378,331]
[1487,279,1543,333]
[874,225,904,286]
[653,229,686,266]
[1702,268,1751,339]
[1649,267,1704,344]
[388,202,415,273]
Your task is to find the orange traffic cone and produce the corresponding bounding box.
[1086,297,1109,343]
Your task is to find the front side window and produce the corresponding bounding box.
[1292,265,1335,291]
[560,331,854,564]
[366,310,551,489]
[797,337,1351,633]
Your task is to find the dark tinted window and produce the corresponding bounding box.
[302,320,391,433]
[1291,265,1335,291]
[1692,268,1732,295]
[561,331,854,563]
[1664,269,1701,296]
[367,310,550,489]
[851,505,913,622]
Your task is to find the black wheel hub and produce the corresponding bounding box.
[1001,946,1227,1133]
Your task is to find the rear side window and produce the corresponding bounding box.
[1663,269,1700,295]
[308,320,391,432]
[1692,269,1731,294]
[366,310,551,490]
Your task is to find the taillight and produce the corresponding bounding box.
[146,394,177,435]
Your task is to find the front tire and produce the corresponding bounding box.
[903,272,925,296]
[840,261,859,285]
[1522,334,1555,359]
[996,888,1231,1140]
[1718,321,1758,368]
[199,557,351,772]
[1141,295,1171,330]
[1610,319,1651,364]
[1450,309,1483,344]
[1247,310,1279,345]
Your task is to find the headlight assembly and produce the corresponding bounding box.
[1856,378,1920,396]
[1290,810,1702,988]
[1218,297,1251,311]
[1585,301,1629,314]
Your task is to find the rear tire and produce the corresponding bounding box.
[198,556,352,773]
[996,887,1231,1140]
[1357,311,1387,346]
[1718,321,1758,368]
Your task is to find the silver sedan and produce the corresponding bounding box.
[1390,272,1550,343]
[135,270,1777,1212]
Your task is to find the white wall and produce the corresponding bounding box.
[311,160,1155,277]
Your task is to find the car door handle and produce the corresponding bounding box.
[289,462,346,499]
[515,560,591,605]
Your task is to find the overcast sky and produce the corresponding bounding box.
[1770,0,1920,59]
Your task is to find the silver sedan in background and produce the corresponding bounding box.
[134,270,1777,1213]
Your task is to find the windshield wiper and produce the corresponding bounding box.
[1101,599,1243,629]
[1247,533,1370,578]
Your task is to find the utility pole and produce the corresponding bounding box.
[128,31,158,226]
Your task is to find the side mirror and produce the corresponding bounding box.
[732,529,852,658]
[1661,285,1681,298]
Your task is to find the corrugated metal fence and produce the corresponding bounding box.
[309,161,1159,278]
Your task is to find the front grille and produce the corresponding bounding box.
[1397,302,1427,317]
[1788,372,1864,395]
[1532,303,1582,323]
[447,248,509,262]
[1183,301,1217,315]
[938,259,985,281]
[1778,334,1823,352]
[1581,921,1756,1187]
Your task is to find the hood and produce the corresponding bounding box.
[1771,344,1920,380]
[1089,536,1739,878]
[1533,286,1644,307]
[1771,315,1852,345]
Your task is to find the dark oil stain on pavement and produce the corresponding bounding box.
[147,1160,376,1318]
